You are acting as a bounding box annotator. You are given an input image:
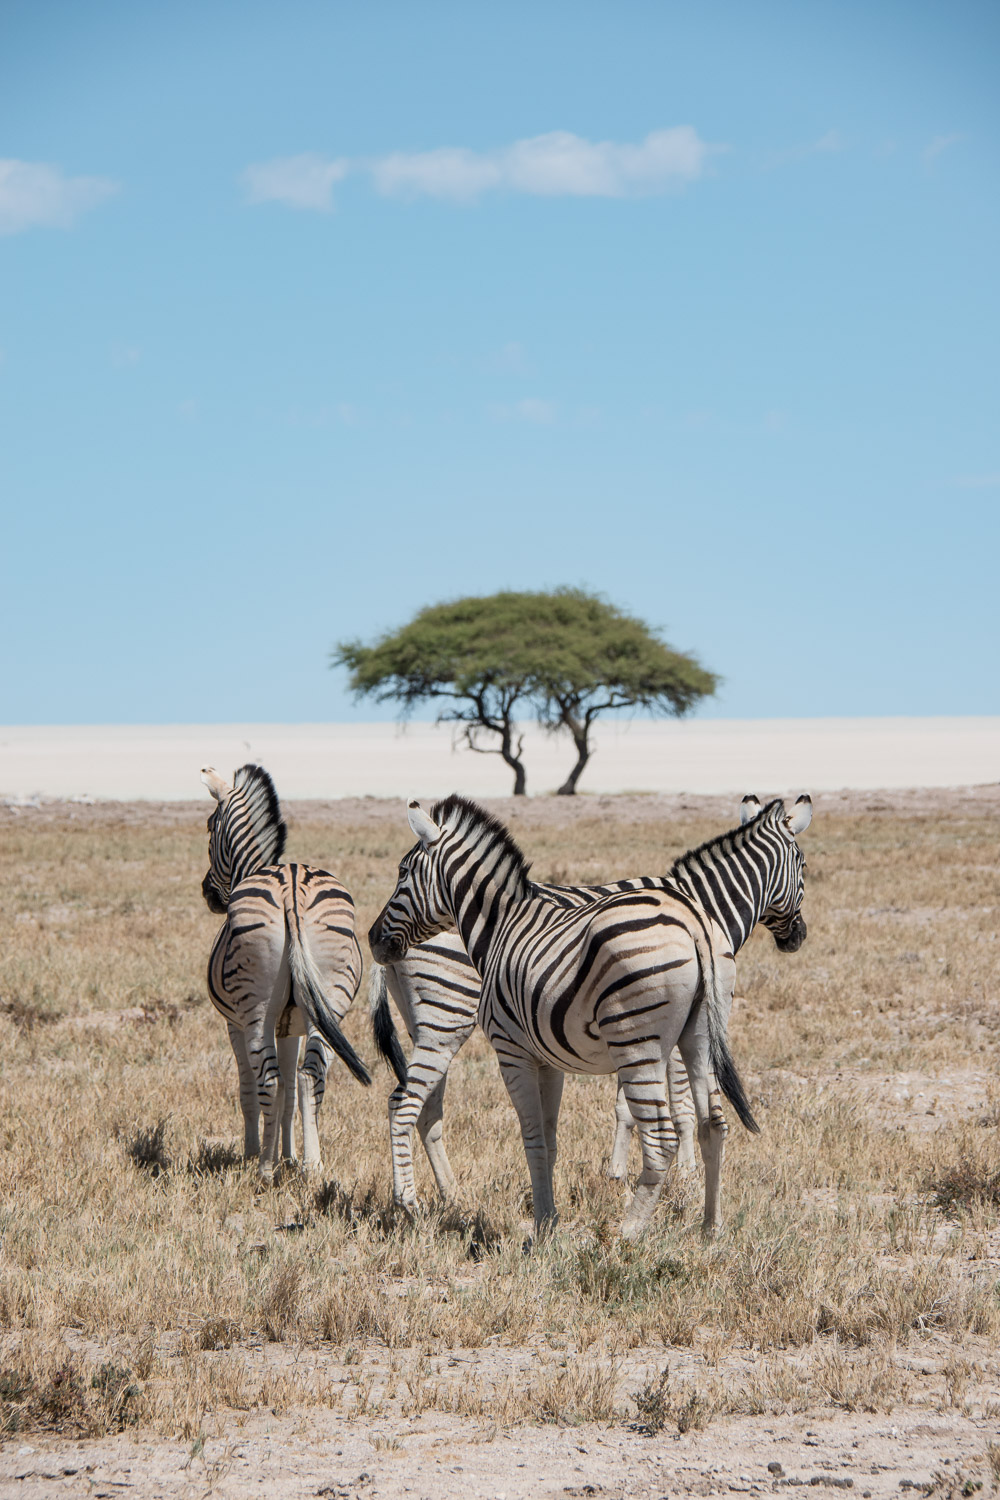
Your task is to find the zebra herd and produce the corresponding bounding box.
[200,763,812,1239]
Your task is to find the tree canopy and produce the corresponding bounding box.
[333,588,717,795]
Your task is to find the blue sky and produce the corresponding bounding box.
[1,0,997,724]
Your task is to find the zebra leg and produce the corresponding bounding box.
[297,1030,331,1172]
[389,1027,473,1210]
[617,1061,678,1241]
[607,1082,635,1180]
[227,1022,260,1160]
[277,1035,300,1165]
[667,1048,698,1173]
[538,1065,565,1178]
[414,1073,458,1202]
[677,1010,728,1238]
[245,1020,283,1181]
[497,1055,560,1239]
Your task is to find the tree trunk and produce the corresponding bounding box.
[556,716,590,796]
[501,728,528,795]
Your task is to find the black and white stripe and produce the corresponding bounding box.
[201,763,370,1179]
[370,795,809,1238]
[371,792,812,1212]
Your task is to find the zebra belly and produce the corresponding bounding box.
[482,986,691,1075]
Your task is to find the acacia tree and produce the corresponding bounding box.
[333,589,717,796]
[333,594,537,793]
[523,589,718,794]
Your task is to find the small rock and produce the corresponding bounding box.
[770,1464,786,1477]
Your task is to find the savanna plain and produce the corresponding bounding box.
[1,787,998,1500]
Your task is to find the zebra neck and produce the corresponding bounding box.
[672,830,777,951]
[446,846,527,973]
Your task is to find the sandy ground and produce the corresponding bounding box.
[2,718,999,802]
[1,1402,994,1499]
[3,781,998,833]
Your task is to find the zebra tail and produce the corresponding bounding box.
[705,946,760,1135]
[287,921,372,1088]
[368,963,408,1086]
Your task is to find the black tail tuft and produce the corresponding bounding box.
[311,1005,373,1088]
[289,952,371,1087]
[710,1031,760,1134]
[369,965,408,1086]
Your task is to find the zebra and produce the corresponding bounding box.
[370,792,809,1213]
[369,927,699,1213]
[200,763,370,1179]
[369,794,811,1239]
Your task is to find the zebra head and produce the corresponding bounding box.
[200,763,286,913]
[368,801,453,964]
[369,795,532,968]
[742,793,812,952]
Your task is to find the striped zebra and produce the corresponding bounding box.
[201,763,370,1179]
[369,793,811,1239]
[370,792,809,1213]
[370,931,698,1213]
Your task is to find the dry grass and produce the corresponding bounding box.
[1,791,998,1444]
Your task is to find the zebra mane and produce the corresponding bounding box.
[669,799,785,883]
[215,763,287,885]
[430,794,532,895]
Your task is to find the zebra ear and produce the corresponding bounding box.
[740,794,763,825]
[783,794,813,837]
[407,799,442,847]
[201,766,233,802]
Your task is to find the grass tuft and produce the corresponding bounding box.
[124,1118,171,1176]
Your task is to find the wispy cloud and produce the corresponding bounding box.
[0,159,118,236]
[488,398,557,424]
[768,130,845,168]
[371,128,716,200]
[243,128,720,212]
[487,341,533,377]
[951,472,1000,489]
[242,152,350,211]
[923,133,965,166]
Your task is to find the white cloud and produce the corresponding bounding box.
[242,152,350,211]
[242,128,718,213]
[372,128,716,201]
[0,159,118,236]
[924,133,965,166]
[372,146,500,201]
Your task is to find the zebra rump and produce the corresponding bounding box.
[368,963,408,1086]
[287,921,371,1087]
